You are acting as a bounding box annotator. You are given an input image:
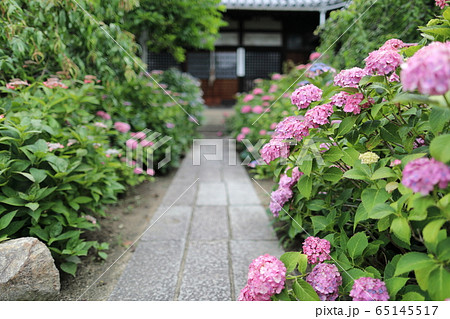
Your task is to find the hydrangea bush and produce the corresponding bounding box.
[234,5,450,301]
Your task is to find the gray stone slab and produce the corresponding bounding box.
[222,166,249,182]
[109,240,185,301]
[196,182,227,206]
[177,241,231,301]
[229,205,276,240]
[190,206,228,241]
[230,240,284,296]
[161,180,198,207]
[142,206,192,241]
[226,181,260,206]
[198,166,222,182]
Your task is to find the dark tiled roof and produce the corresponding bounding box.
[221,0,348,11]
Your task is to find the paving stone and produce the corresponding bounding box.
[196,182,227,206]
[226,181,260,206]
[222,166,249,182]
[161,180,198,207]
[229,205,276,240]
[190,206,228,241]
[198,166,223,182]
[142,206,192,241]
[230,240,284,295]
[109,240,185,301]
[178,241,231,301]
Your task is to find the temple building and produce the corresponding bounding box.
[146,0,347,106]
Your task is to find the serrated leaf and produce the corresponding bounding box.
[423,219,447,245]
[394,252,434,276]
[293,279,320,301]
[347,232,368,260]
[280,252,302,273]
[337,117,356,136]
[401,291,425,301]
[428,266,450,300]
[390,217,411,245]
[385,277,408,299]
[371,167,396,180]
[369,203,395,219]
[430,134,450,164]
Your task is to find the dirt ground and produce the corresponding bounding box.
[58,170,175,301]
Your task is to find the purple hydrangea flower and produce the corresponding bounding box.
[269,187,293,217]
[306,263,342,301]
[350,277,389,301]
[334,67,368,88]
[305,103,334,125]
[364,49,403,75]
[291,84,323,109]
[401,157,450,195]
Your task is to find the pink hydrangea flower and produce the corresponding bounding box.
[166,123,175,128]
[236,133,245,142]
[262,95,273,101]
[334,67,368,88]
[134,167,143,174]
[275,116,308,140]
[253,105,264,114]
[47,142,64,152]
[133,131,146,139]
[126,139,139,150]
[269,186,293,216]
[309,52,321,61]
[306,263,342,301]
[253,88,264,95]
[390,159,402,167]
[401,157,450,195]
[241,127,250,135]
[350,277,389,301]
[380,39,409,50]
[278,167,303,189]
[302,237,331,264]
[291,84,323,109]
[435,0,449,9]
[6,79,29,89]
[96,111,111,120]
[94,122,107,128]
[365,49,403,75]
[270,122,277,130]
[260,139,290,164]
[305,103,334,125]
[330,91,350,107]
[243,94,254,102]
[238,254,286,301]
[241,105,252,113]
[413,137,426,149]
[259,130,267,135]
[271,73,282,80]
[389,73,400,82]
[269,84,278,93]
[400,42,450,95]
[343,93,364,114]
[140,140,153,147]
[43,77,68,89]
[114,122,131,133]
[146,168,155,176]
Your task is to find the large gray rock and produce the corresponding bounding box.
[0,237,60,300]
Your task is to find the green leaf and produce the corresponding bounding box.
[25,202,39,211]
[343,168,368,180]
[437,238,450,261]
[311,216,328,235]
[385,277,408,299]
[361,120,381,135]
[323,166,343,182]
[415,265,437,291]
[423,219,447,245]
[337,116,356,136]
[60,262,77,277]
[30,168,47,184]
[429,107,450,135]
[430,134,450,164]
[401,292,425,301]
[362,188,390,213]
[280,252,302,273]
[293,279,320,301]
[298,254,308,274]
[0,211,17,231]
[390,217,411,245]
[0,197,26,206]
[347,232,368,260]
[369,203,396,219]
[16,172,35,182]
[380,126,402,145]
[428,266,450,301]
[371,167,396,180]
[341,148,360,166]
[322,146,343,162]
[74,196,93,204]
[299,159,312,176]
[394,252,434,276]
[98,251,108,260]
[353,203,368,229]
[297,174,312,199]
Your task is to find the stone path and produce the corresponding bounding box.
[109,115,283,301]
